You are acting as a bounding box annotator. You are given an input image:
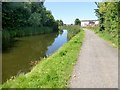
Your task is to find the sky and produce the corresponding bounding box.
[44,2,98,24]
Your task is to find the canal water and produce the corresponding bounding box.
[2,30,68,83]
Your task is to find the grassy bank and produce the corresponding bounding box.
[59,25,81,40]
[87,26,118,48]
[1,28,85,88]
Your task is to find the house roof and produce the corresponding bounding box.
[81,20,98,22]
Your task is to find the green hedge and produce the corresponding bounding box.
[95,2,119,47]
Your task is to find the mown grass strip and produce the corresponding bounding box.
[1,29,85,88]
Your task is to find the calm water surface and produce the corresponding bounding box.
[2,30,68,83]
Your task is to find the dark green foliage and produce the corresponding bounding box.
[2,2,31,28]
[74,18,81,26]
[2,2,58,29]
[56,20,64,26]
[94,2,105,31]
[2,2,59,50]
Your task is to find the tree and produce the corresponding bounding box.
[2,2,59,50]
[74,18,81,25]
[2,2,58,29]
[28,12,42,27]
[56,20,64,26]
[95,2,118,45]
[59,20,64,26]
[2,2,31,29]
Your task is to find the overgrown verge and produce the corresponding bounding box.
[1,28,85,88]
[87,26,118,48]
[59,25,81,40]
[94,2,118,48]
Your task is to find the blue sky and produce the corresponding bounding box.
[44,2,98,24]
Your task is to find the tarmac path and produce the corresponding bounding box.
[69,29,118,88]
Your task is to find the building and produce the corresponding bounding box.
[81,20,99,27]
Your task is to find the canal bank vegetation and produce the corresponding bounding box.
[2,27,54,50]
[59,18,81,40]
[60,25,81,40]
[89,2,119,48]
[2,2,59,50]
[1,27,85,88]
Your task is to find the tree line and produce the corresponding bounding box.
[2,2,60,50]
[95,2,119,46]
[2,2,58,30]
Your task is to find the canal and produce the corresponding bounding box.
[2,30,68,83]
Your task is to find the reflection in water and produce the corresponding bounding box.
[2,30,68,83]
[46,30,68,56]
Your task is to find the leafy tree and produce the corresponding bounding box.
[56,20,64,26]
[28,12,42,27]
[2,2,31,29]
[74,18,81,25]
[31,2,43,13]
[2,2,59,50]
[95,2,105,31]
[95,2,119,46]
[2,2,58,29]
[59,20,64,26]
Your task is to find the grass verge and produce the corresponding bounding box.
[87,26,118,48]
[1,28,85,88]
